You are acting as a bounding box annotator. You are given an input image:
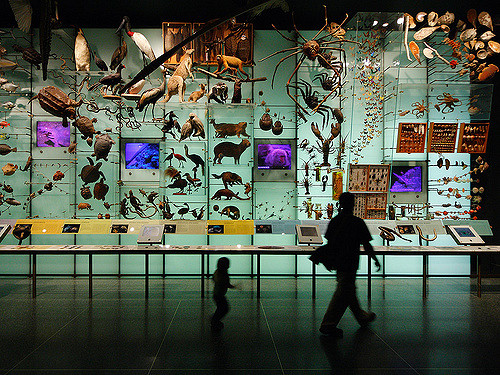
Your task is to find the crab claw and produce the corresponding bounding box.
[311,122,323,141]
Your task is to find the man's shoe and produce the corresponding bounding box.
[359,312,376,328]
[319,326,343,338]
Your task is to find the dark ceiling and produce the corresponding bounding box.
[1,0,499,31]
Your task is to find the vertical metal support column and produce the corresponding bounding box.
[312,262,316,299]
[31,253,36,298]
[89,253,93,299]
[257,254,261,299]
[28,254,32,278]
[162,254,166,278]
[294,254,298,278]
[477,255,481,298]
[118,254,121,278]
[423,254,428,299]
[206,254,210,279]
[250,254,254,278]
[367,258,372,300]
[382,254,386,278]
[145,253,149,299]
[201,253,205,298]
[73,254,77,278]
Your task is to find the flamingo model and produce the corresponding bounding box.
[116,16,156,64]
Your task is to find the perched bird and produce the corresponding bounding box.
[179,119,193,142]
[183,172,202,187]
[167,177,188,194]
[169,148,186,168]
[188,112,205,139]
[74,28,90,71]
[89,64,125,94]
[91,49,108,71]
[110,38,127,70]
[161,111,180,140]
[116,16,156,64]
[176,202,190,218]
[184,144,205,177]
[136,73,165,120]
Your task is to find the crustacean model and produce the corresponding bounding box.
[259,6,356,116]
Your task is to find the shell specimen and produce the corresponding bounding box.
[259,113,272,131]
[409,41,421,63]
[92,133,115,161]
[53,170,65,180]
[478,11,493,30]
[93,179,109,201]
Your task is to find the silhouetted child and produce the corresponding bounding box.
[211,257,234,330]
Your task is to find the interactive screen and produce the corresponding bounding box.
[300,226,319,237]
[454,227,475,237]
[257,144,292,170]
[390,166,422,193]
[36,121,71,147]
[125,143,159,169]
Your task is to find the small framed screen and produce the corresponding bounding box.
[447,225,484,245]
[254,139,296,182]
[296,225,323,245]
[388,161,427,205]
[36,121,71,147]
[125,143,159,169]
[137,225,164,244]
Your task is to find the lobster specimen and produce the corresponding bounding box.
[309,107,343,166]
[259,6,356,116]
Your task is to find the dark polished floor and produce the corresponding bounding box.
[0,277,498,375]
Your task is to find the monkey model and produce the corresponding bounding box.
[214,54,249,79]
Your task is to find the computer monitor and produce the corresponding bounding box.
[296,225,323,245]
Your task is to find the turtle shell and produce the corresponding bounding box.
[94,179,109,201]
[80,186,92,199]
[73,116,97,139]
[92,133,115,161]
[272,120,283,135]
[79,157,103,184]
[35,86,82,126]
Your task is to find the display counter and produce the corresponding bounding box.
[1,244,498,299]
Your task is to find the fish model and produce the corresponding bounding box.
[0,144,17,155]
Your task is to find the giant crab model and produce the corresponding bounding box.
[259,6,357,117]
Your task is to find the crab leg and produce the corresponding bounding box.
[286,55,309,115]
[259,46,301,63]
[270,50,301,88]
[270,24,296,43]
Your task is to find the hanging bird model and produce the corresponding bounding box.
[116,16,156,64]
[74,28,90,71]
[89,64,125,95]
[110,38,127,70]
[136,72,166,120]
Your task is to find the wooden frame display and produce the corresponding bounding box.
[162,22,192,64]
[348,164,369,191]
[352,193,387,220]
[367,165,390,192]
[191,22,254,65]
[397,122,427,153]
[458,123,489,154]
[427,122,458,153]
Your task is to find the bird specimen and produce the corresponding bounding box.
[110,38,127,70]
[116,16,156,64]
[184,144,205,177]
[136,72,166,120]
[74,28,90,71]
[89,64,125,94]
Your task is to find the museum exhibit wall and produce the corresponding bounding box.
[0,13,493,276]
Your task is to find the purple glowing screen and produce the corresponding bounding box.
[36,121,71,147]
[390,166,422,192]
[125,143,159,169]
[257,144,292,170]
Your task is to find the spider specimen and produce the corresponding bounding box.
[259,6,358,116]
[435,92,462,113]
[411,100,429,118]
[313,72,342,92]
[290,79,334,127]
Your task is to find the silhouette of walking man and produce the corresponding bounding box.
[211,257,234,330]
[319,192,381,338]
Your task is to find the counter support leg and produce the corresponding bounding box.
[294,255,298,278]
[89,254,93,299]
[367,258,372,301]
[477,255,481,298]
[251,254,254,278]
[257,254,261,299]
[145,254,149,299]
[312,262,316,299]
[162,254,166,278]
[423,255,428,299]
[201,254,205,298]
[32,253,36,299]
